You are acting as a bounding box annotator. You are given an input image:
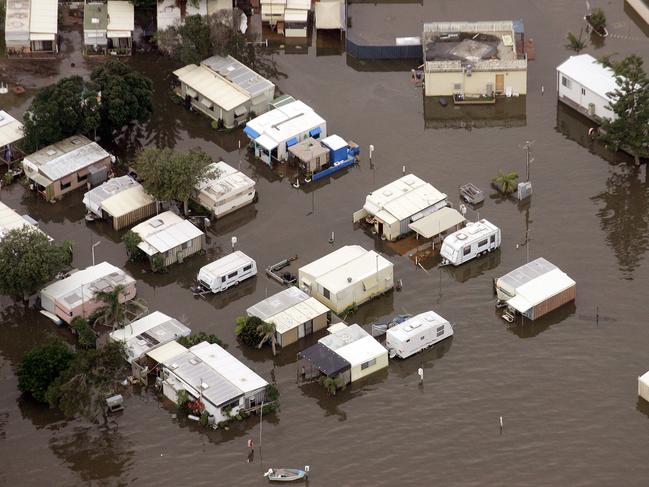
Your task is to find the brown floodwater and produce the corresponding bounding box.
[2,1,649,486]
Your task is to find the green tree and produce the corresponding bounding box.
[71,316,97,349]
[589,8,607,34]
[122,230,145,261]
[598,55,649,165]
[565,30,586,52]
[91,284,139,330]
[22,76,101,152]
[235,315,263,347]
[0,227,72,301]
[492,170,519,194]
[46,341,128,424]
[17,340,75,403]
[256,320,277,356]
[177,332,227,348]
[134,147,215,214]
[320,375,344,396]
[90,60,154,137]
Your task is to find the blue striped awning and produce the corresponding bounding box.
[309,127,321,137]
[243,126,260,139]
[286,137,298,147]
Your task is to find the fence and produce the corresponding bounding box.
[346,38,422,60]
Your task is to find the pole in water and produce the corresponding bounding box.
[541,85,544,96]
[402,165,406,175]
[418,367,424,384]
[369,144,374,167]
[499,416,503,435]
[596,306,599,325]
[329,231,334,244]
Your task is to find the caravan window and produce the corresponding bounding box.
[436,325,445,337]
[221,276,227,283]
[243,265,252,272]
[561,76,571,88]
[463,246,471,256]
[478,239,488,247]
[361,358,377,370]
[490,234,495,243]
[228,271,238,279]
[323,287,331,299]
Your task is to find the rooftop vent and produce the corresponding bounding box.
[46,149,57,156]
[91,17,99,24]
[149,219,164,228]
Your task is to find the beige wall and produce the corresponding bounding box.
[157,235,204,267]
[49,157,112,199]
[350,352,389,382]
[425,69,527,96]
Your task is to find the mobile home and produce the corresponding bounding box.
[495,258,576,321]
[244,100,327,166]
[639,370,649,404]
[23,135,113,201]
[353,174,448,241]
[192,162,256,219]
[131,211,205,268]
[556,54,617,122]
[83,176,157,230]
[440,219,501,266]
[109,311,191,363]
[247,286,330,348]
[5,0,59,57]
[40,262,137,324]
[197,251,257,293]
[0,202,46,242]
[385,311,454,359]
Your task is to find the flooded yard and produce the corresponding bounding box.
[1,1,649,486]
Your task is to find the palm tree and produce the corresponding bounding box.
[256,320,277,356]
[321,375,344,395]
[492,170,519,194]
[565,30,586,52]
[92,284,139,330]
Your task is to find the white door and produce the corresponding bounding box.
[297,323,305,339]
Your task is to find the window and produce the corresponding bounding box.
[436,325,445,337]
[181,241,190,250]
[323,287,330,299]
[581,87,586,95]
[228,271,238,279]
[243,264,252,272]
[420,336,425,340]
[361,358,377,370]
[490,234,495,243]
[453,83,462,90]
[463,246,471,256]
[60,180,72,190]
[478,239,488,247]
[77,173,87,183]
[561,76,571,88]
[221,276,227,283]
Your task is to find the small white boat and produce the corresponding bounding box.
[264,466,309,482]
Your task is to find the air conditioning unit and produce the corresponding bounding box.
[517,181,532,201]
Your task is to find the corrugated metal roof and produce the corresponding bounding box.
[174,64,250,111]
[147,340,188,364]
[506,268,575,313]
[556,54,618,100]
[107,1,134,33]
[0,110,24,147]
[201,55,275,98]
[408,207,466,239]
[321,134,347,151]
[30,0,58,35]
[267,297,329,335]
[284,8,308,22]
[247,286,310,321]
[132,211,204,255]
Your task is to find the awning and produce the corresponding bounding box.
[408,207,465,239]
[30,33,56,41]
[256,133,278,151]
[286,137,298,147]
[298,343,350,377]
[107,31,131,38]
[309,127,321,137]
[186,87,197,98]
[200,98,213,109]
[243,126,260,139]
[234,105,247,117]
[29,172,53,188]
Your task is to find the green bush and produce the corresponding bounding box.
[151,254,166,273]
[122,231,145,261]
[235,316,264,347]
[177,332,227,348]
[17,340,75,403]
[71,316,96,349]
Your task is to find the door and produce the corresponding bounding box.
[495,74,505,94]
[297,323,305,339]
[304,320,313,336]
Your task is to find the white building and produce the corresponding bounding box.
[107,1,135,55]
[0,110,25,167]
[109,311,191,363]
[192,161,256,218]
[556,54,617,122]
[244,100,327,166]
[385,311,454,359]
[174,56,275,129]
[160,341,269,421]
[315,0,345,32]
[298,245,394,314]
[5,0,58,57]
[0,201,45,241]
[83,176,156,230]
[131,211,205,268]
[495,258,576,321]
[639,370,649,404]
[353,174,448,241]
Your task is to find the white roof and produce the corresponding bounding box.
[556,54,618,100]
[109,311,191,362]
[132,211,204,255]
[299,245,367,280]
[174,64,250,111]
[201,56,275,98]
[0,202,42,241]
[146,340,188,364]
[30,0,58,36]
[157,0,206,30]
[440,218,497,250]
[191,341,268,394]
[83,176,154,217]
[315,0,344,30]
[41,262,135,308]
[200,251,254,279]
[24,136,110,181]
[321,134,347,151]
[286,0,310,9]
[364,174,447,222]
[5,0,30,39]
[409,207,466,239]
[284,9,308,22]
[507,268,576,314]
[387,311,450,342]
[246,100,325,145]
[327,322,348,333]
[319,324,386,366]
[640,371,649,387]
[0,111,24,147]
[107,1,134,33]
[195,161,255,202]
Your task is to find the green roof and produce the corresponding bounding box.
[84,3,108,31]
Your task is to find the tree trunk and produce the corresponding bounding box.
[183,199,189,216]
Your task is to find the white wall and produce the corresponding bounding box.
[557,72,616,121]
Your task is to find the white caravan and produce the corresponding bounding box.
[385,311,454,359]
[197,251,257,293]
[440,219,501,266]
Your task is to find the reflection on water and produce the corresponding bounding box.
[388,337,453,379]
[443,251,502,284]
[424,95,527,129]
[506,301,577,339]
[592,165,649,278]
[637,398,649,419]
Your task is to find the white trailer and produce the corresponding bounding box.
[639,371,649,403]
[197,251,257,293]
[385,311,453,359]
[440,219,501,266]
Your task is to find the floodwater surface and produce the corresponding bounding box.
[1,1,649,486]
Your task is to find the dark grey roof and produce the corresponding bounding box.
[298,343,350,377]
[201,55,274,98]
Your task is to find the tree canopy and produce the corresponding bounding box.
[22,76,101,153]
[599,55,649,165]
[17,340,75,403]
[0,227,72,301]
[134,147,215,212]
[90,284,139,330]
[235,315,265,347]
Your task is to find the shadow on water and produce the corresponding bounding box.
[388,337,453,379]
[201,276,258,311]
[345,55,419,72]
[424,95,527,130]
[591,165,649,279]
[636,398,649,419]
[506,301,577,339]
[17,396,66,430]
[207,204,259,237]
[343,290,396,326]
